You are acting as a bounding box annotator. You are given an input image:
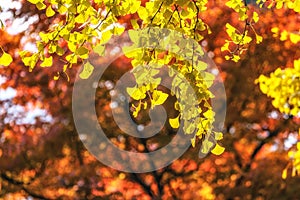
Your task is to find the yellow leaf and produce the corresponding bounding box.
[0,20,4,30]
[93,45,105,56]
[214,132,223,140]
[191,137,196,148]
[27,0,40,4]
[211,143,225,155]
[0,52,13,67]
[290,33,300,44]
[203,109,215,119]
[79,62,94,79]
[131,19,140,29]
[76,47,89,59]
[294,59,300,71]
[256,34,263,44]
[293,0,300,12]
[195,60,207,71]
[221,42,229,52]
[252,11,259,23]
[152,90,168,106]
[126,86,146,100]
[54,72,60,80]
[282,168,287,179]
[66,54,77,64]
[297,142,300,150]
[100,30,112,45]
[128,29,140,44]
[46,6,55,17]
[169,115,180,129]
[40,56,53,67]
[137,6,148,21]
[201,140,213,154]
[280,30,288,41]
[113,26,125,35]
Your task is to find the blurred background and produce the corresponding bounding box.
[0,0,300,199]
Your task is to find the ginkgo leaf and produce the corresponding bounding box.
[36,2,46,10]
[211,143,225,155]
[40,56,53,67]
[126,86,146,100]
[93,45,105,56]
[27,0,40,4]
[194,60,207,71]
[0,52,13,67]
[252,11,259,23]
[46,6,55,17]
[128,29,140,44]
[54,72,60,80]
[131,19,139,29]
[76,47,89,59]
[214,132,223,140]
[256,34,263,44]
[151,90,168,106]
[100,31,112,45]
[66,54,77,64]
[79,62,94,79]
[169,115,180,129]
[290,33,300,44]
[201,140,214,154]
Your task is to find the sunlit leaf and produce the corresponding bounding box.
[40,56,53,67]
[79,62,94,79]
[169,115,180,129]
[46,6,55,17]
[211,144,225,155]
[0,52,13,67]
[93,44,105,56]
[151,90,168,106]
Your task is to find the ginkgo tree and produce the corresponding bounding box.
[1,0,300,166]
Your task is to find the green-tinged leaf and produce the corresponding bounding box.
[201,140,214,154]
[0,20,4,30]
[194,60,207,71]
[79,62,94,79]
[128,29,140,44]
[211,143,225,155]
[131,19,140,29]
[0,52,13,67]
[214,132,223,140]
[191,137,196,147]
[169,115,180,129]
[76,47,89,59]
[36,2,46,10]
[93,44,105,56]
